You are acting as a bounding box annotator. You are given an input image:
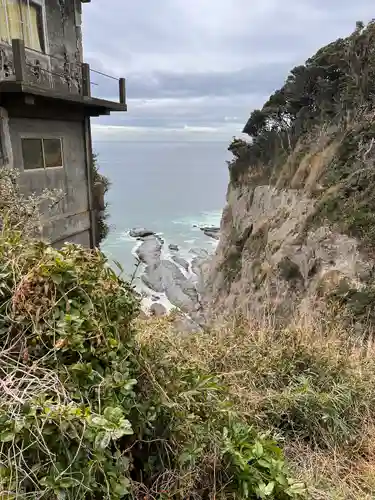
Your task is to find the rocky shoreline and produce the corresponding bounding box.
[129,225,220,331]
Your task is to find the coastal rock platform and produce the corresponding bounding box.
[128,224,220,330]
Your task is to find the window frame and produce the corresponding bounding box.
[0,0,48,54]
[21,136,64,171]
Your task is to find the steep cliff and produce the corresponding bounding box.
[206,21,375,330]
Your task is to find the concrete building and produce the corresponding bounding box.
[0,0,126,247]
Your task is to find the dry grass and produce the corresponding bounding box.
[137,314,375,499]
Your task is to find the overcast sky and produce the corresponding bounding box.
[82,1,374,141]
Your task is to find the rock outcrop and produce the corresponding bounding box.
[130,232,211,328]
[199,226,220,240]
[168,243,179,251]
[130,228,155,238]
[149,303,167,317]
[205,182,373,326]
[203,23,375,332]
[172,255,190,272]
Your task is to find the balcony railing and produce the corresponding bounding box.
[0,39,126,107]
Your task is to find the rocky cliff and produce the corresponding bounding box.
[205,21,375,331]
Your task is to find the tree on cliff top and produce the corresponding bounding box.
[238,21,375,173]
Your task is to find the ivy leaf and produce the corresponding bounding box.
[111,477,131,496]
[55,490,67,500]
[59,477,79,488]
[276,473,288,486]
[104,406,123,423]
[286,481,306,496]
[91,416,107,427]
[51,273,63,285]
[253,441,264,458]
[258,458,271,469]
[264,481,275,496]
[112,420,133,439]
[113,372,124,384]
[94,431,111,450]
[0,431,15,443]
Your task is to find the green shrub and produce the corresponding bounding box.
[137,320,305,499]
[0,232,139,499]
[0,230,303,499]
[91,153,111,246]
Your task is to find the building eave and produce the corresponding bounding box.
[0,81,127,117]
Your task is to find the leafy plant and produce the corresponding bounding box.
[92,152,111,246]
[0,227,302,499]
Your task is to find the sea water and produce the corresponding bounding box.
[95,140,230,284]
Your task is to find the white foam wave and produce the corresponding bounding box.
[172,209,222,228]
[119,231,135,243]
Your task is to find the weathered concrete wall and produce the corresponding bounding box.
[0,0,83,93]
[46,0,82,59]
[0,107,13,168]
[44,0,83,93]
[8,117,91,245]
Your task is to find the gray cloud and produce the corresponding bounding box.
[90,62,289,100]
[82,0,375,140]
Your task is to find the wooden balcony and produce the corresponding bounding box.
[0,39,127,117]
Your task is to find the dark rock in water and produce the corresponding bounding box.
[129,227,155,238]
[136,235,162,266]
[150,303,167,317]
[172,255,189,272]
[203,230,220,240]
[169,244,179,251]
[152,294,161,301]
[199,226,220,240]
[199,225,220,231]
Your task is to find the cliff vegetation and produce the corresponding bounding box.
[0,169,303,499]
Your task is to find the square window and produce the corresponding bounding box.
[22,138,43,170]
[44,138,63,168]
[21,137,64,170]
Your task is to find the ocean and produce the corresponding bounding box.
[94,140,230,280]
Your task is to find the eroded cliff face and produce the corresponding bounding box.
[202,22,375,330]
[203,21,375,330]
[205,176,373,327]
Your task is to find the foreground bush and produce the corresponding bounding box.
[0,229,302,499]
[138,316,375,499]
